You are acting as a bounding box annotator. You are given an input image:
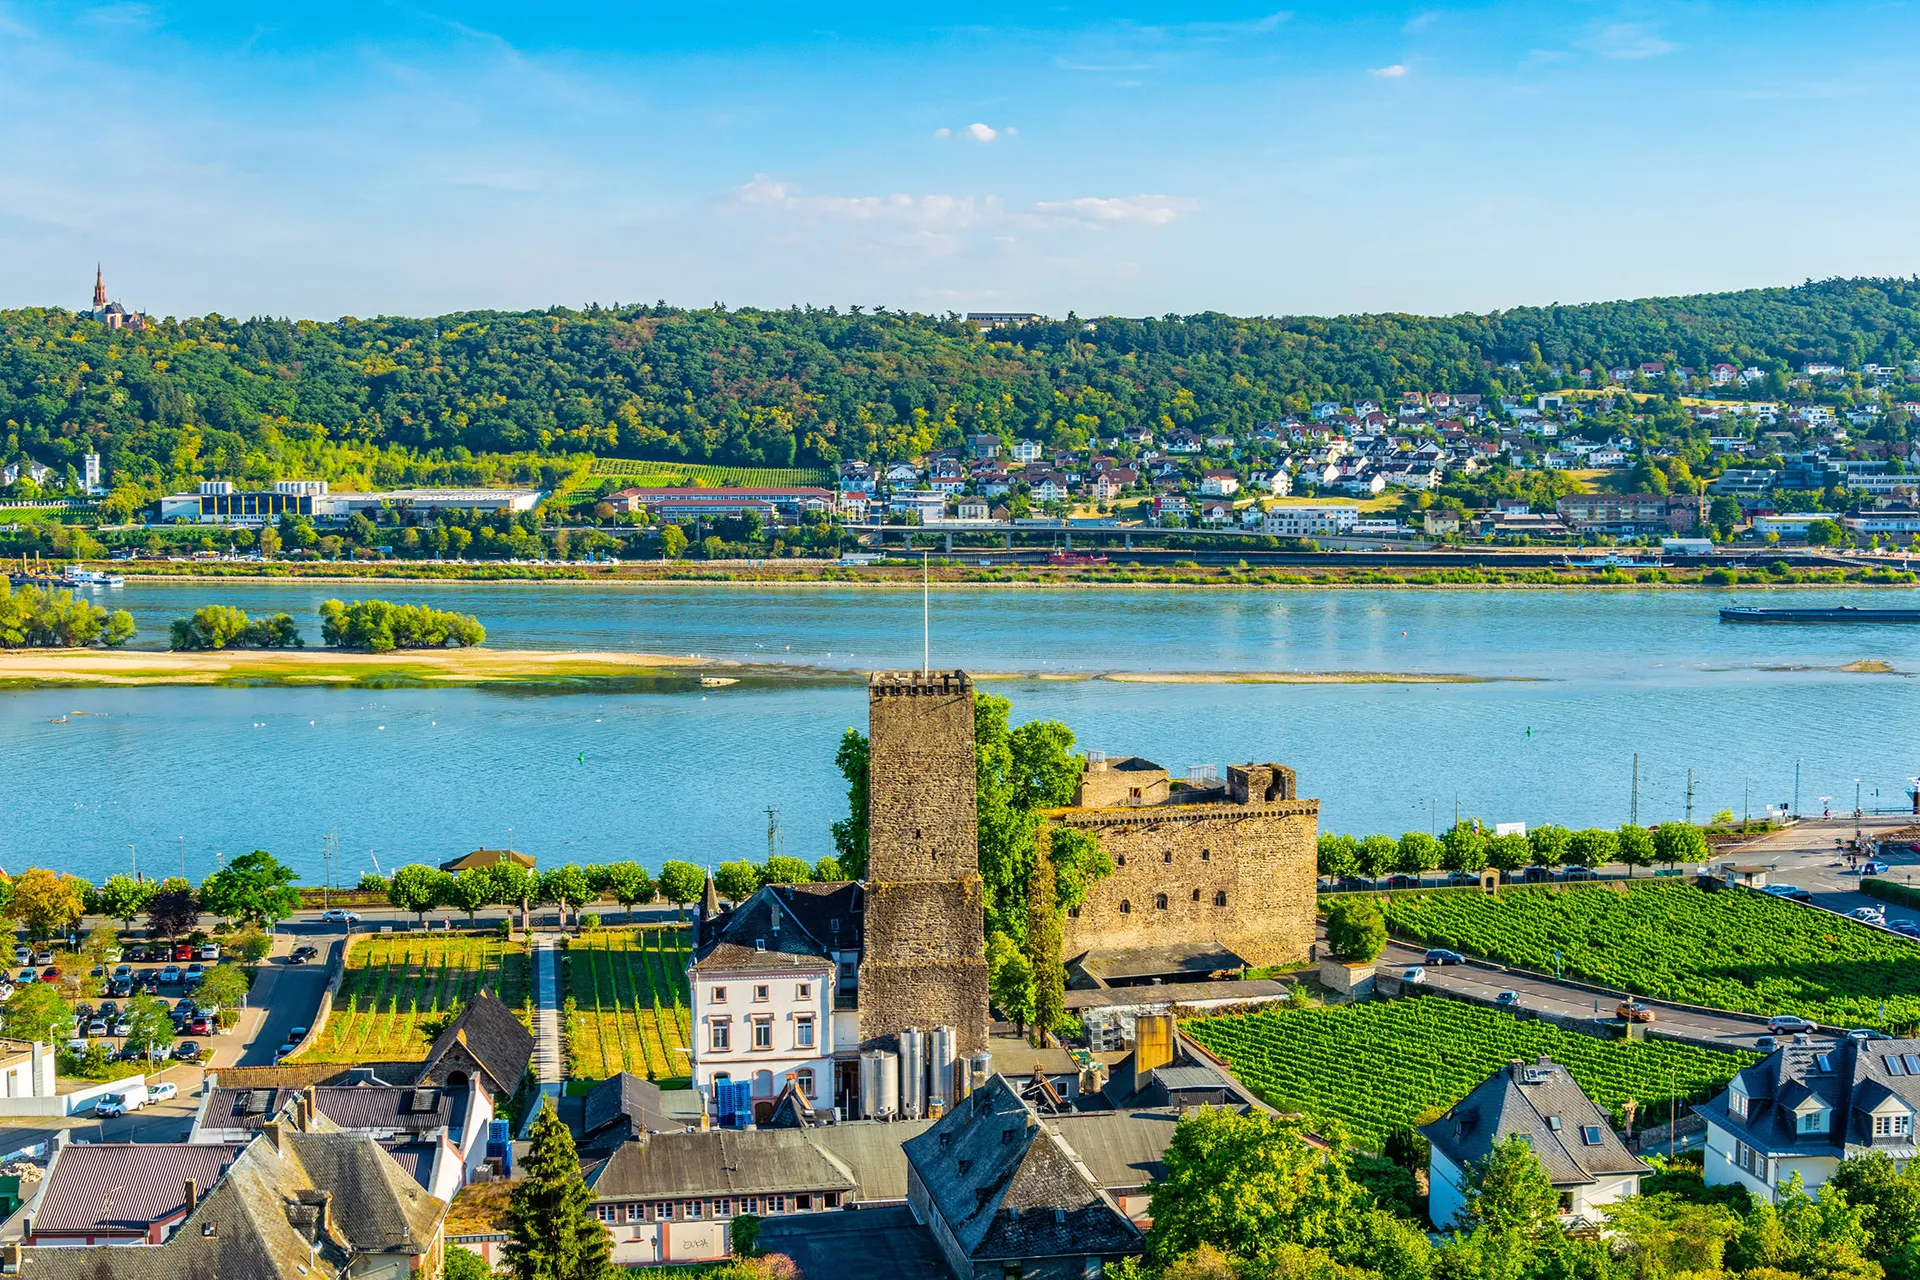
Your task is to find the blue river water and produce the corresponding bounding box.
[3,581,1918,886]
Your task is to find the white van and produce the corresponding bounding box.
[93,1083,150,1117]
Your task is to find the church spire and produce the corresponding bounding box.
[92,265,106,311]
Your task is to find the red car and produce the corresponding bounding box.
[173,945,193,962]
[41,966,59,981]
[187,1016,212,1036]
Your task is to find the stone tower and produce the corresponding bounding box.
[859,670,989,1055]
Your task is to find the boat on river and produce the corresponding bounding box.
[1720,605,1920,624]
[63,568,124,587]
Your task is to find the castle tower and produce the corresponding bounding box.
[92,265,106,312]
[858,670,989,1055]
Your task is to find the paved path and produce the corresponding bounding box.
[523,935,564,1135]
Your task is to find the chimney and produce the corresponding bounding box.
[2,1239,20,1273]
[183,1179,198,1216]
[1508,1058,1525,1082]
[302,1084,319,1130]
[262,1120,282,1152]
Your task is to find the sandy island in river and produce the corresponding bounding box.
[0,649,1519,689]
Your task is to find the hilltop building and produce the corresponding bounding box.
[87,266,147,332]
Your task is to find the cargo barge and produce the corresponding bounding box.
[1720,605,1920,624]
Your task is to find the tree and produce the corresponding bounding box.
[1652,822,1709,870]
[10,868,87,943]
[714,861,760,905]
[758,857,813,887]
[1395,831,1442,880]
[1485,833,1533,874]
[504,1102,615,1280]
[385,864,449,925]
[811,856,844,882]
[444,1245,495,1280]
[1459,1134,1561,1235]
[1357,834,1399,880]
[829,728,870,880]
[101,610,135,647]
[542,865,595,929]
[146,883,200,941]
[1046,827,1113,913]
[658,524,688,559]
[1,984,72,1045]
[1025,843,1064,1046]
[196,964,250,1013]
[1324,898,1386,963]
[986,931,1034,1035]
[1616,825,1656,876]
[1565,828,1618,869]
[448,867,495,926]
[599,862,653,924]
[95,874,153,929]
[1808,518,1847,547]
[1318,834,1360,881]
[199,850,301,925]
[1440,822,1486,875]
[1528,825,1571,869]
[489,862,536,930]
[1828,1152,1920,1264]
[657,861,706,920]
[122,993,176,1062]
[231,929,273,965]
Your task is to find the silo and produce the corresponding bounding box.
[969,1051,993,1093]
[929,1025,957,1115]
[899,1027,927,1119]
[860,1050,898,1119]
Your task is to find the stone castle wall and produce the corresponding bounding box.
[1058,799,1319,968]
[859,671,989,1055]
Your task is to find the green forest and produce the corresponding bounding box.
[7,277,1920,497]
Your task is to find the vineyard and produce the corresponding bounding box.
[1374,881,1920,1029]
[1183,997,1756,1150]
[586,459,829,488]
[564,928,695,1085]
[297,933,529,1064]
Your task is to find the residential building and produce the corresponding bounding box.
[1261,503,1359,538]
[1198,470,1239,497]
[837,491,871,522]
[966,312,1042,328]
[1423,510,1460,536]
[1259,468,1293,496]
[836,461,876,493]
[190,1084,465,1200]
[1710,469,1781,498]
[1555,493,1704,536]
[1010,439,1043,463]
[904,1075,1143,1280]
[1843,509,1920,538]
[25,1142,243,1246]
[966,435,1002,460]
[1196,497,1235,524]
[1754,513,1837,540]
[954,496,991,522]
[1027,474,1069,504]
[1151,494,1189,526]
[606,487,830,523]
[1700,1035,1920,1203]
[1423,1056,1648,1229]
[890,490,950,523]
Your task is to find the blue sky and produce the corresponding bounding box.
[3,2,1918,320]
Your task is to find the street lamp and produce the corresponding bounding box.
[1794,758,1802,821]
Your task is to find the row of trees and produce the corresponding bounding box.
[1318,820,1711,881]
[318,598,485,651]
[0,582,134,648]
[169,604,301,650]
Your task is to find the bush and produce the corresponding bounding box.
[1862,879,1920,910]
[579,913,601,931]
[496,917,514,940]
[169,605,302,651]
[358,872,391,893]
[319,598,485,651]
[1324,898,1387,964]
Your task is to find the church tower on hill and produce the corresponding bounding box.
[858,670,989,1056]
[93,265,107,311]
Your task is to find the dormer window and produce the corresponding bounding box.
[1729,1089,1748,1120]
[1874,1113,1912,1138]
[1797,1107,1829,1135]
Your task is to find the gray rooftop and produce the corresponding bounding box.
[1422,1055,1648,1187]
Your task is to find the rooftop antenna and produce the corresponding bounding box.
[922,550,930,675]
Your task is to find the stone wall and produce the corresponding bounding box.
[1058,799,1319,969]
[860,671,989,1055]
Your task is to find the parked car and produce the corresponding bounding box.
[1848,1029,1894,1042]
[321,909,361,924]
[183,964,205,985]
[1494,990,1522,1007]
[288,945,319,964]
[1616,1000,1656,1024]
[93,1085,149,1117]
[173,1041,201,1062]
[198,944,219,961]
[1847,907,1887,924]
[125,946,150,963]
[85,1018,108,1036]
[111,1018,132,1037]
[106,978,132,998]
[30,950,51,966]
[159,965,182,984]
[0,983,15,1002]
[187,1016,211,1036]
[1768,1014,1819,1035]
[10,948,27,966]
[1563,866,1596,881]
[1892,920,1920,938]
[1763,885,1813,902]
[1425,948,1466,966]
[15,970,34,985]
[1755,1035,1779,1051]
[1863,861,1891,875]
[112,964,132,981]
[172,945,193,962]
[149,1081,178,1103]
[1402,966,1427,983]
[41,966,58,981]
[288,1026,308,1043]
[99,1001,117,1019]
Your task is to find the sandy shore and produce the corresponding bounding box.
[0,648,1517,689]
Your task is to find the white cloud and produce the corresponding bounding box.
[1029,195,1199,227]
[933,127,951,138]
[1371,63,1409,78]
[1583,21,1676,59]
[967,122,998,141]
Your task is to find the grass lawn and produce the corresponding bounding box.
[296,932,529,1064]
[563,927,694,1087]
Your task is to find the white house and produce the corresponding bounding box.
[688,880,862,1119]
[1010,439,1043,463]
[1259,469,1293,496]
[1700,1036,1920,1203]
[1261,503,1359,538]
[1198,470,1239,497]
[1423,1056,1648,1230]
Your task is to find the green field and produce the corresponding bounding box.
[587,459,829,487]
[1376,881,1920,1029]
[1184,997,1756,1150]
[563,928,694,1084]
[298,933,529,1063]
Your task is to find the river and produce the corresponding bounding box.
[4,580,1918,886]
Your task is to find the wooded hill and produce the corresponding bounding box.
[6,277,1920,488]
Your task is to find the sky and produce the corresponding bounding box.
[3,1,1919,322]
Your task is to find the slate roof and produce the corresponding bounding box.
[691,881,861,975]
[754,1203,949,1279]
[418,990,534,1098]
[581,1073,677,1148]
[587,1128,858,1200]
[1422,1055,1648,1187]
[202,1084,453,1136]
[19,1125,445,1280]
[1699,1036,1920,1160]
[32,1143,243,1236]
[903,1075,1142,1263]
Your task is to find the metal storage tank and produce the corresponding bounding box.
[969,1052,993,1093]
[929,1025,957,1112]
[860,1050,900,1119]
[899,1027,927,1119]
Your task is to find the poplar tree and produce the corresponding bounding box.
[1025,841,1064,1047]
[505,1104,613,1280]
